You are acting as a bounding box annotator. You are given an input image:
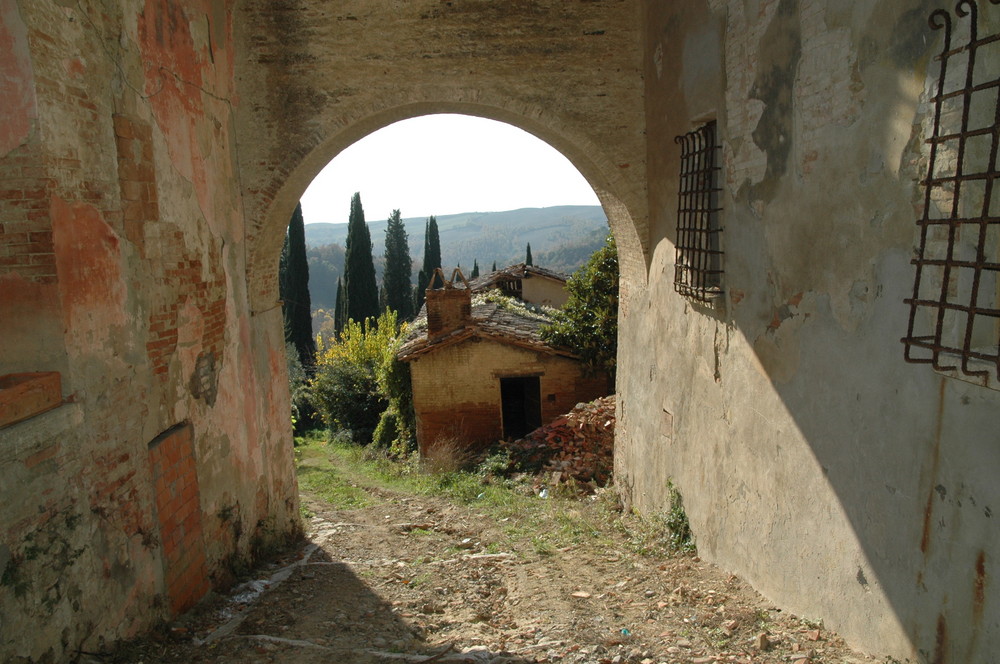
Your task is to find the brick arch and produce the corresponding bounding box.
[244,100,648,314]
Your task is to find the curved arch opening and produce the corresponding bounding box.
[246,102,647,315]
[300,114,601,225]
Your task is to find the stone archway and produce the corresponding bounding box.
[243,100,648,317]
[232,0,650,317]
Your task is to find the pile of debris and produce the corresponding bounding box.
[502,395,616,486]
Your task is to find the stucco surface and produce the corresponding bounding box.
[619,1,999,661]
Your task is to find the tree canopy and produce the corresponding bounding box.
[414,215,441,312]
[342,192,380,325]
[541,234,619,383]
[382,209,414,320]
[279,203,316,368]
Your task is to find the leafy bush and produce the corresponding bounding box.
[312,311,398,444]
[372,409,400,449]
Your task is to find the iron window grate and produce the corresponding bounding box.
[674,121,724,303]
[902,0,1000,382]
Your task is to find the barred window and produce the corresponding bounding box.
[674,121,724,303]
[902,0,1000,388]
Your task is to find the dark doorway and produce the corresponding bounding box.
[500,376,542,440]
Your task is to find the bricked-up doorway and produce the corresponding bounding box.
[147,423,210,615]
[500,377,542,440]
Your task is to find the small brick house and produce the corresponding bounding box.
[398,269,608,456]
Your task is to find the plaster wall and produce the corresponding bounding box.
[409,339,607,453]
[522,276,570,309]
[0,2,298,661]
[617,1,999,661]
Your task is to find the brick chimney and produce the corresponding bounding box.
[425,268,471,338]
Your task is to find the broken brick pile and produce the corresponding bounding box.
[502,395,616,486]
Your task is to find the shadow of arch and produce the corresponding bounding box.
[245,100,648,315]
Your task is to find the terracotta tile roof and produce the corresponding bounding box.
[396,299,576,361]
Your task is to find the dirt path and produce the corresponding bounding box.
[106,450,880,664]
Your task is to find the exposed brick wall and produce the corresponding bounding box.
[113,114,158,254]
[0,141,56,284]
[147,423,210,615]
[144,231,227,382]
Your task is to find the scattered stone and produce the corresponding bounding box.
[753,633,770,651]
[571,591,592,599]
[806,628,821,641]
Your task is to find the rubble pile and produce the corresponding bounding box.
[503,395,616,486]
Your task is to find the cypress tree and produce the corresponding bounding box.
[492,261,497,272]
[279,203,316,368]
[343,192,379,325]
[526,242,533,266]
[383,209,414,321]
[414,215,441,313]
[334,277,346,337]
[471,259,480,279]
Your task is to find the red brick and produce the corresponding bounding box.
[24,443,60,469]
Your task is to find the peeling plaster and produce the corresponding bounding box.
[0,0,36,156]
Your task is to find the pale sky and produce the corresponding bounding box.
[299,114,600,225]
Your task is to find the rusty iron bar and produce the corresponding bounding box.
[903,0,1000,381]
[673,121,724,303]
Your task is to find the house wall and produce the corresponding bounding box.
[522,276,569,309]
[0,2,299,661]
[409,338,608,454]
[616,1,999,661]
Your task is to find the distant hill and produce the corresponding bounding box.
[304,205,609,311]
[305,205,608,309]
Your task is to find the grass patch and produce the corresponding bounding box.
[295,435,373,509]
[295,431,694,562]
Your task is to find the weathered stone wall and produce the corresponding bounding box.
[409,339,608,452]
[619,0,999,661]
[0,2,298,661]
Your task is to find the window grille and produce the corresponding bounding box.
[902,0,1000,384]
[674,121,724,302]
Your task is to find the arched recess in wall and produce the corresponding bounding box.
[245,101,648,315]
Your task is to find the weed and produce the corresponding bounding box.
[531,536,555,556]
[408,528,434,537]
[422,437,477,474]
[408,572,432,587]
[665,480,696,553]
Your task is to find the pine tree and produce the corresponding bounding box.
[414,215,441,313]
[279,203,316,368]
[471,259,480,279]
[383,209,414,321]
[343,192,380,325]
[526,242,533,266]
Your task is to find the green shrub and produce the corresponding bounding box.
[311,310,404,445]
